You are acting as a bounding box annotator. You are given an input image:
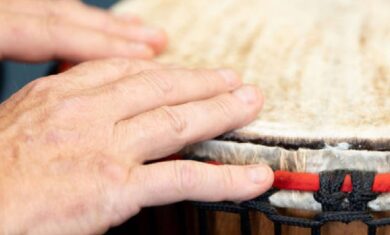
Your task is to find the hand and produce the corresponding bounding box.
[0,0,167,62]
[0,58,273,234]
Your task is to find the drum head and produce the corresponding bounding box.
[113,0,390,151]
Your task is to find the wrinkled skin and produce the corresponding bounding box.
[0,1,273,234]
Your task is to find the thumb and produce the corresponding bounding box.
[129,160,274,208]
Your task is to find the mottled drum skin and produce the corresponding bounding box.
[113,0,390,234]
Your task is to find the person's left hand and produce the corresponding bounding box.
[0,0,167,62]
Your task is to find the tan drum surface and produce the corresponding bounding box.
[113,0,390,147]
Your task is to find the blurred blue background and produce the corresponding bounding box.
[0,0,118,102]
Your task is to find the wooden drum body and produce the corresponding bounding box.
[112,0,390,234]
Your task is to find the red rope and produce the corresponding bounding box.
[272,171,390,193]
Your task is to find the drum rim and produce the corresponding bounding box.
[219,134,390,151]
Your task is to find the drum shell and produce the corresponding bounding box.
[198,209,390,235]
[107,204,390,235]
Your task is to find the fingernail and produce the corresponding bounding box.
[232,85,259,104]
[247,165,270,184]
[216,69,240,87]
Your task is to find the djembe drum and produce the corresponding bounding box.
[112,0,390,234]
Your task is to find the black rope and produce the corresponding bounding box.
[368,226,377,235]
[193,170,389,235]
[349,171,378,211]
[274,222,281,235]
[240,211,251,235]
[198,208,208,235]
[313,170,349,211]
[311,226,321,235]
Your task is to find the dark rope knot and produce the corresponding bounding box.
[314,170,378,212]
[314,170,350,211]
[348,171,378,211]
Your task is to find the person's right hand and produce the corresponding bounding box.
[0,0,167,62]
[0,58,273,234]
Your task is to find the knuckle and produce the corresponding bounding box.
[138,70,173,97]
[221,166,236,192]
[213,96,234,118]
[27,77,58,99]
[173,161,202,194]
[43,13,61,43]
[105,81,130,99]
[159,106,187,135]
[101,58,134,77]
[96,157,128,186]
[28,77,51,92]
[92,157,131,220]
[194,69,218,91]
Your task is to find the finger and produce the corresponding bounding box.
[116,15,143,25]
[0,12,154,62]
[59,58,164,89]
[0,0,142,25]
[62,3,167,54]
[0,0,167,53]
[91,69,242,121]
[116,85,263,161]
[127,161,274,207]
